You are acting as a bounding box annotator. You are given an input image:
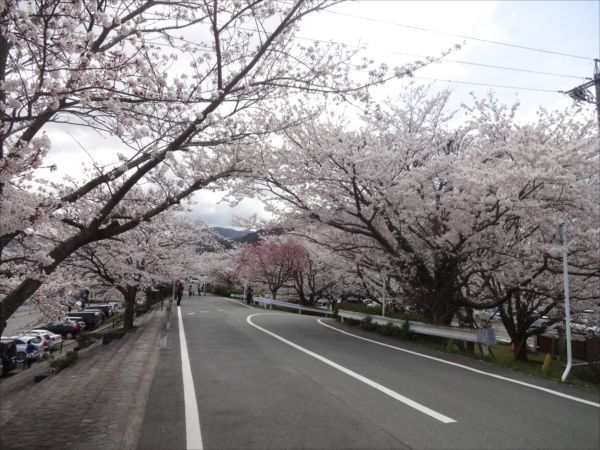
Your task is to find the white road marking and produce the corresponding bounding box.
[216,309,226,312]
[200,310,210,313]
[247,314,455,424]
[178,306,204,449]
[188,312,196,316]
[318,319,600,409]
[224,298,254,309]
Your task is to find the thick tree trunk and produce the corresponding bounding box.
[512,339,529,361]
[410,254,460,326]
[122,286,138,331]
[298,290,307,305]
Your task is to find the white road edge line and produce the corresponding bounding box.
[247,314,456,424]
[224,298,254,309]
[178,306,204,450]
[318,319,600,409]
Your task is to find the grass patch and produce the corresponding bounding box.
[337,316,600,390]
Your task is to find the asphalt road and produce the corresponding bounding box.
[138,295,600,450]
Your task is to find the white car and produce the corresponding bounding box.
[314,299,332,310]
[29,329,63,348]
[22,330,52,350]
[1,335,43,360]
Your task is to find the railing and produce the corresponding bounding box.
[232,295,334,317]
[337,309,497,356]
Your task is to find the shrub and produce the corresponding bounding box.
[50,351,78,372]
[360,316,378,332]
[135,302,149,316]
[210,284,242,297]
[76,332,98,349]
[380,321,396,336]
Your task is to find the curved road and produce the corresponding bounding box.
[138,295,599,449]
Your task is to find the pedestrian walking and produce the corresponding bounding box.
[245,286,254,305]
[25,340,35,369]
[175,280,184,306]
[188,285,193,297]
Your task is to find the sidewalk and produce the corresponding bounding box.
[0,308,164,450]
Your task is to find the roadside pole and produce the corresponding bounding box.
[381,269,387,317]
[558,223,572,382]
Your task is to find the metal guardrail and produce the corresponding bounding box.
[231,295,333,317]
[337,309,496,356]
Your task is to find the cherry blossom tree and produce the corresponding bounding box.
[1,0,422,335]
[236,237,308,299]
[60,212,211,329]
[195,248,241,290]
[247,87,599,350]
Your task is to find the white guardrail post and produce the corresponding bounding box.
[337,310,496,355]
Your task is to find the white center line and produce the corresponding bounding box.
[247,314,455,424]
[178,306,203,449]
[318,319,600,409]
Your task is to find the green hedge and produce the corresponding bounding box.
[50,351,78,372]
[76,332,99,349]
[210,284,243,298]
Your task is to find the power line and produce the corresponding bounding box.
[411,76,558,93]
[324,9,594,61]
[283,32,590,80]
[388,50,589,80]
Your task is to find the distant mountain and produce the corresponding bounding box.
[211,227,266,247]
[212,227,250,240]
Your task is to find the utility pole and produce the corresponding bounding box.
[560,59,600,133]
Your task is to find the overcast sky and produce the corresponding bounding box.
[192,0,599,228]
[47,0,600,229]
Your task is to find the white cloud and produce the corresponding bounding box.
[187,190,272,228]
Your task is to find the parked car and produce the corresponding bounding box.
[84,304,113,317]
[314,299,332,310]
[39,322,80,339]
[0,341,17,376]
[28,330,63,348]
[22,331,52,350]
[1,335,43,361]
[64,317,86,330]
[343,298,363,305]
[65,311,102,330]
[83,308,109,321]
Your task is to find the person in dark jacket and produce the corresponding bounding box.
[175,281,184,306]
[25,340,35,369]
[245,286,254,305]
